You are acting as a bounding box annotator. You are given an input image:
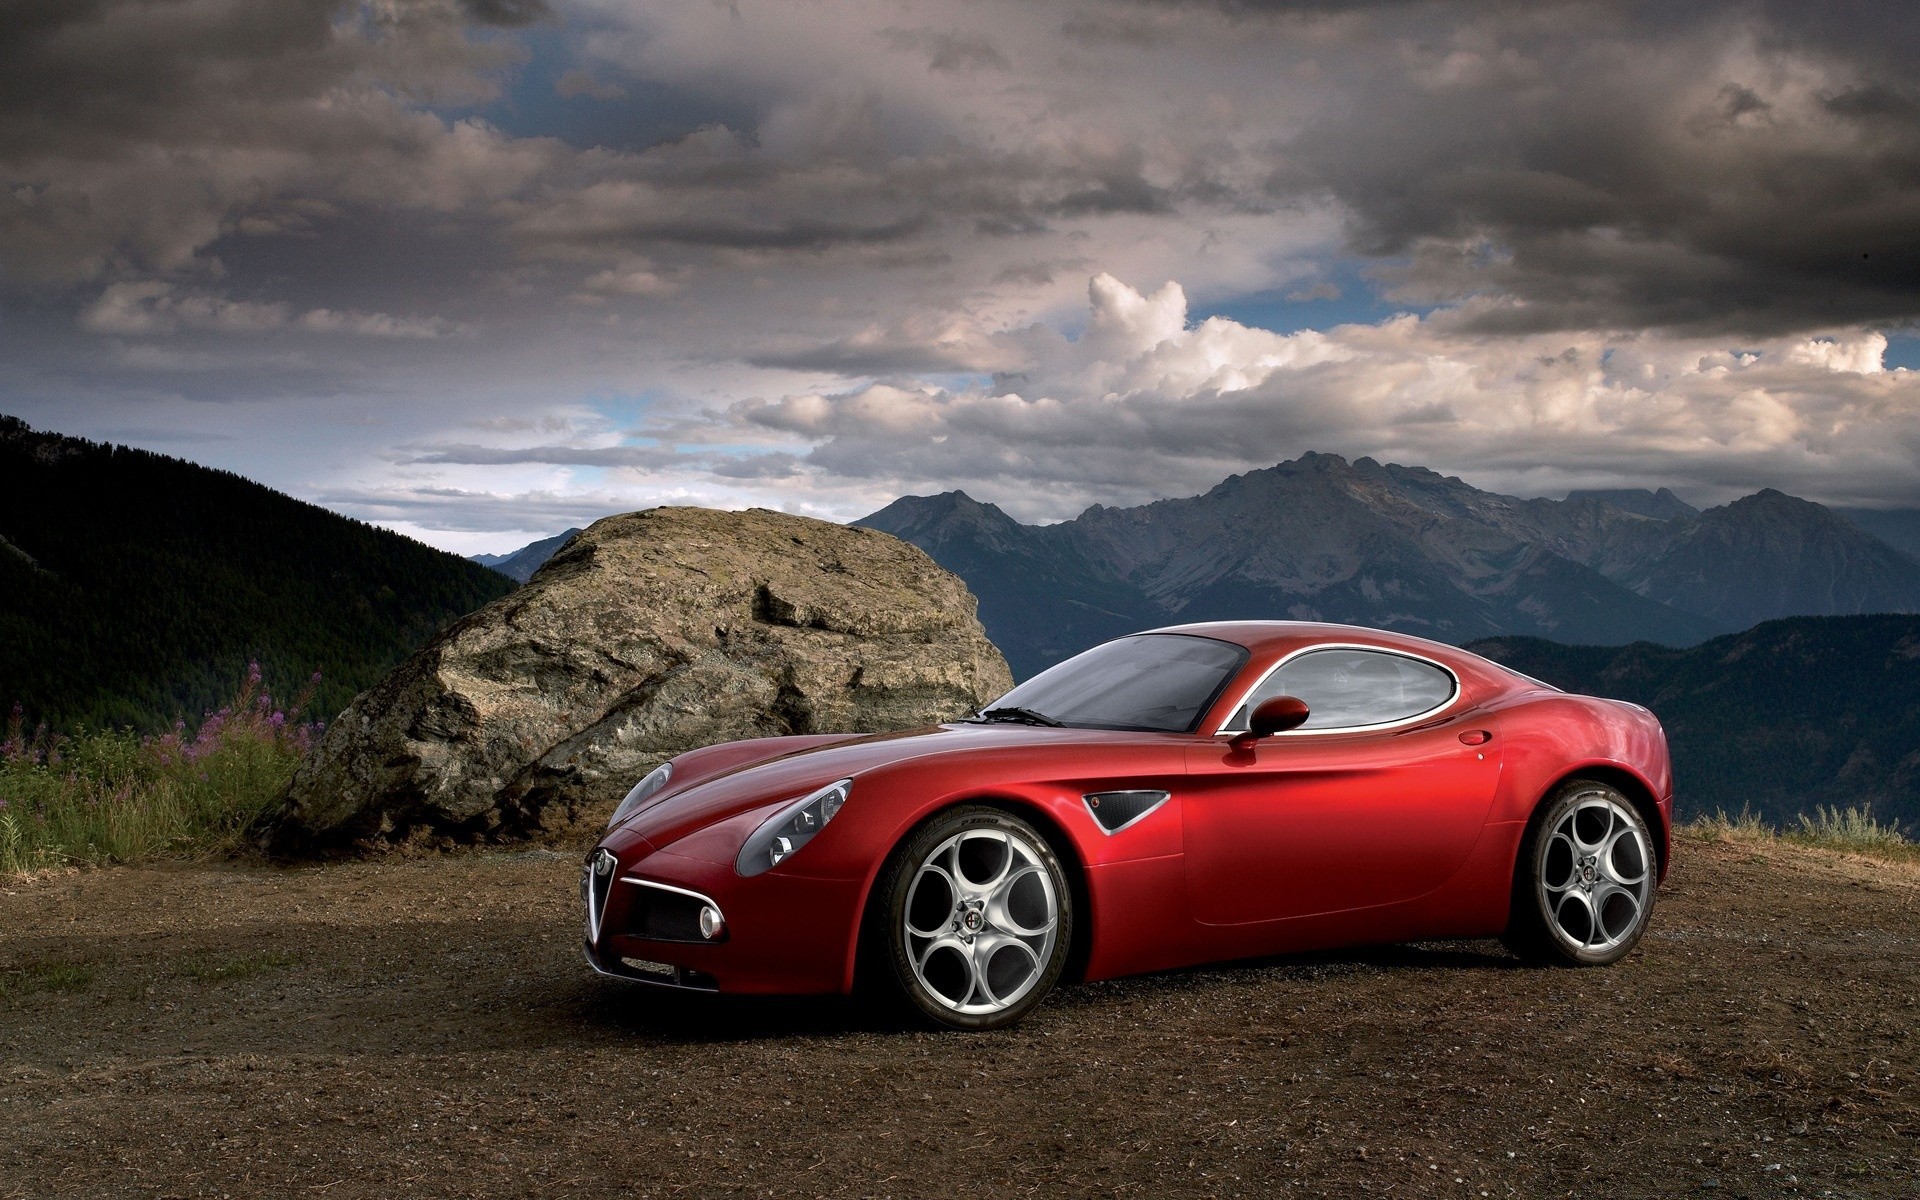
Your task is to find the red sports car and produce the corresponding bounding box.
[583,622,1671,1029]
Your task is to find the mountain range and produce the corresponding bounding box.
[472,528,581,583]
[8,415,1915,827]
[0,416,515,730]
[856,453,1920,678]
[1836,507,1920,564]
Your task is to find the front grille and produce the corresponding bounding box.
[583,849,617,943]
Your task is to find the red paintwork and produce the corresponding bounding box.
[584,621,1673,997]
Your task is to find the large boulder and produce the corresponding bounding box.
[259,507,1014,853]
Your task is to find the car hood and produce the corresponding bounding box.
[606,722,1169,853]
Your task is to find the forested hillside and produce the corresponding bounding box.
[1470,615,1920,830]
[0,416,515,731]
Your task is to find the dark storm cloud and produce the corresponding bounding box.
[747,344,972,374]
[602,215,932,253]
[1258,0,1920,334]
[0,0,547,283]
[459,0,551,25]
[877,27,1010,72]
[9,0,1920,543]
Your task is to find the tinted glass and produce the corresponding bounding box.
[1226,648,1456,731]
[986,634,1248,733]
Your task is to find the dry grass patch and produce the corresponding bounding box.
[1684,804,1920,865]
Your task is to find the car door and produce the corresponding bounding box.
[1182,646,1501,926]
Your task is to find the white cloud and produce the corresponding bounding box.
[689,274,1920,518]
[577,261,683,298]
[80,282,289,335]
[80,282,462,339]
[295,308,465,339]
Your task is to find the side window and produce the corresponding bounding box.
[1226,648,1457,731]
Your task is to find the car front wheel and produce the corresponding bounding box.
[877,806,1072,1030]
[1504,780,1658,966]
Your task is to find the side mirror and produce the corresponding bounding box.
[1243,695,1310,739]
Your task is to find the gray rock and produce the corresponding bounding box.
[260,507,1012,853]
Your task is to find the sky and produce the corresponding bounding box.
[4,0,1920,555]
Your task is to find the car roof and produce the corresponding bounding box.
[1141,619,1473,663]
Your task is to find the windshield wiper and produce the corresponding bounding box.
[978,705,1064,727]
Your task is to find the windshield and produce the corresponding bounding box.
[981,634,1249,733]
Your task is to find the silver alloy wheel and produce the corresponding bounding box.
[1538,792,1652,955]
[902,827,1060,1016]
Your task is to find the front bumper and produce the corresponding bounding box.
[583,939,721,991]
[581,847,867,996]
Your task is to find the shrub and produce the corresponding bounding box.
[1791,804,1910,851]
[0,663,319,875]
[1684,803,1913,860]
[1688,805,1776,840]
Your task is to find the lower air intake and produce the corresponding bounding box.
[625,885,722,943]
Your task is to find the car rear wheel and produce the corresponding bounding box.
[875,806,1072,1030]
[1504,780,1657,966]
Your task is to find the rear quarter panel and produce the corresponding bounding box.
[1488,690,1674,877]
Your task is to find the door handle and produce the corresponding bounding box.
[1458,729,1492,746]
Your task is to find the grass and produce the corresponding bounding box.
[175,949,301,983]
[1686,803,1918,862]
[0,664,320,876]
[0,960,95,1002]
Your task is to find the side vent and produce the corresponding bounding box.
[1083,789,1170,834]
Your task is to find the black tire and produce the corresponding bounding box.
[871,805,1072,1031]
[1503,779,1658,967]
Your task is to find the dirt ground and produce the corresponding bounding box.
[2,836,1916,1200]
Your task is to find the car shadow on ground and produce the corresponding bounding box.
[573,937,1524,1042]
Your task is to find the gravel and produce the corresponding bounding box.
[2,835,1915,1198]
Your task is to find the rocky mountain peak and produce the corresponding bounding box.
[1564,488,1699,520]
[1619,487,1920,630]
[859,453,1920,678]
[858,489,1029,551]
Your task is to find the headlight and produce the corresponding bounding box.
[735,779,852,877]
[608,762,673,829]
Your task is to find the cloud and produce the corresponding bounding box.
[8,0,1920,548]
[80,281,461,339]
[0,0,559,284]
[576,268,678,298]
[398,441,681,468]
[313,483,640,537]
[11,0,1920,338]
[877,28,1011,73]
[1272,7,1920,334]
[697,274,1920,515]
[293,308,464,339]
[460,0,552,27]
[80,282,289,336]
